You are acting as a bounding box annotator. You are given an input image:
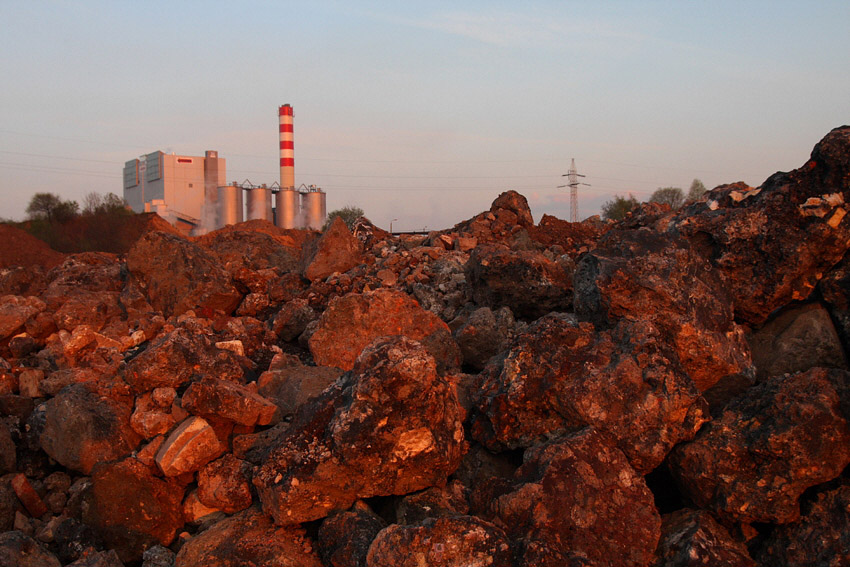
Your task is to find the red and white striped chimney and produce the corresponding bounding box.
[279,104,295,189]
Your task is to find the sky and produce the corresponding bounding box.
[1,1,849,232]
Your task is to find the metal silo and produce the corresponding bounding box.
[218,183,244,227]
[301,186,326,230]
[275,188,300,229]
[246,185,273,222]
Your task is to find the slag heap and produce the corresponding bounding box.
[1,126,850,566]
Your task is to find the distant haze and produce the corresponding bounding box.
[2,2,848,231]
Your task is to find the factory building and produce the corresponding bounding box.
[122,104,326,234]
[123,150,224,235]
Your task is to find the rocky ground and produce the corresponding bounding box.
[1,126,849,566]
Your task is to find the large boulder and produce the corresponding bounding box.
[653,509,755,566]
[472,314,708,473]
[38,381,141,475]
[126,231,243,318]
[123,327,244,393]
[308,288,460,372]
[574,228,752,392]
[182,376,277,427]
[197,228,299,272]
[755,480,850,567]
[669,367,850,524]
[670,125,850,324]
[317,505,386,567]
[747,302,848,380]
[0,295,46,342]
[254,336,466,525]
[452,306,517,371]
[465,244,573,320]
[0,530,61,567]
[491,427,661,567]
[175,507,323,567]
[301,216,364,281]
[84,457,185,563]
[366,516,513,567]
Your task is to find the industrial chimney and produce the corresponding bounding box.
[279,104,295,189]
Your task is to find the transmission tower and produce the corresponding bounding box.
[557,158,589,222]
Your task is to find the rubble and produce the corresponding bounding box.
[0,125,849,565]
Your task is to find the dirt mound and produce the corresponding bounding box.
[0,224,64,269]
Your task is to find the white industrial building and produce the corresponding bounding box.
[122,104,326,235]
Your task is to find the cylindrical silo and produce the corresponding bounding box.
[279,104,295,189]
[246,186,273,222]
[301,187,326,230]
[275,188,300,229]
[218,183,244,227]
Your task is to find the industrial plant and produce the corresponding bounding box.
[122,104,326,235]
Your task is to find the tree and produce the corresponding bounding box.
[323,205,364,231]
[26,192,79,223]
[649,187,685,209]
[601,194,639,221]
[82,192,129,216]
[687,179,707,201]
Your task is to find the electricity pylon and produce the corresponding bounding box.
[557,158,589,222]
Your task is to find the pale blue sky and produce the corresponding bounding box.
[2,1,848,230]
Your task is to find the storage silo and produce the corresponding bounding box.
[301,186,326,230]
[246,185,273,222]
[275,188,300,229]
[218,183,244,227]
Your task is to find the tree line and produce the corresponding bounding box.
[601,179,707,221]
[13,191,136,253]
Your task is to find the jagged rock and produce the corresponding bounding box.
[182,376,276,427]
[126,231,243,318]
[366,516,513,567]
[491,190,534,227]
[472,314,708,473]
[317,504,386,567]
[0,530,61,567]
[155,416,224,477]
[174,507,322,567]
[257,363,342,418]
[308,288,460,372]
[452,306,516,371]
[65,549,124,567]
[182,489,224,525]
[653,509,755,567]
[84,457,185,563]
[198,229,299,272]
[197,454,253,514]
[820,252,850,352]
[396,480,469,524]
[302,216,364,281]
[38,382,141,475]
[254,336,466,525]
[574,228,752,392]
[465,244,573,320]
[11,473,48,518]
[0,295,46,343]
[669,367,850,524]
[490,427,660,567]
[270,298,316,342]
[670,126,850,324]
[130,389,179,439]
[528,214,608,259]
[123,327,244,393]
[747,302,848,380]
[755,480,850,567]
[142,545,176,567]
[0,423,15,474]
[52,291,122,334]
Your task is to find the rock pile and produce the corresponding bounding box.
[1,126,850,566]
